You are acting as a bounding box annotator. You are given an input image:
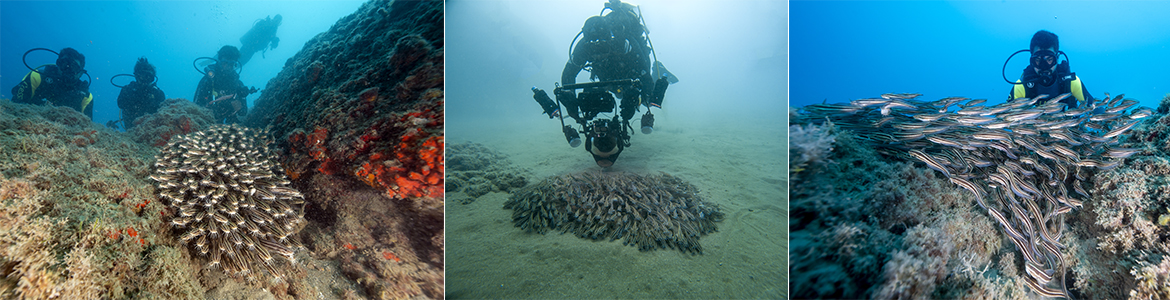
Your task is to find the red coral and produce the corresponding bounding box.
[307,61,324,84]
[308,127,329,159]
[349,113,443,199]
[178,116,193,134]
[382,251,401,262]
[304,127,340,175]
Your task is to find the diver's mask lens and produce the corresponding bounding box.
[137,72,154,83]
[1030,50,1057,71]
[58,59,81,77]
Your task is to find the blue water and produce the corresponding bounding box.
[1,1,365,130]
[791,1,1170,109]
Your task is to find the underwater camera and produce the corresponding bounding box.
[577,87,616,120]
[587,117,622,140]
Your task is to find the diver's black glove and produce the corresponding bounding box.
[555,89,575,106]
[248,86,260,95]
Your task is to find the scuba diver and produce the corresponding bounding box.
[531,0,675,167]
[1004,30,1094,108]
[238,14,282,66]
[194,45,258,124]
[113,57,166,130]
[11,47,95,119]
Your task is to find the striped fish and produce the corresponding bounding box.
[1105,99,1139,114]
[1102,119,1141,139]
[1129,108,1154,119]
[908,149,952,178]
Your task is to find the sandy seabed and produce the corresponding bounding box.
[445,110,787,299]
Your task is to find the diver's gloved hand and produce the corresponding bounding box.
[555,89,576,105]
[248,86,260,95]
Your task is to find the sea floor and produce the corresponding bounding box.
[446,111,787,299]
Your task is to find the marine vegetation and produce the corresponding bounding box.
[445,142,529,204]
[504,172,723,254]
[792,92,1149,299]
[0,98,205,299]
[152,124,305,279]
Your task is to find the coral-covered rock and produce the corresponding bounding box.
[247,0,443,206]
[446,142,530,203]
[0,98,202,299]
[129,98,216,147]
[789,128,1011,299]
[242,0,444,298]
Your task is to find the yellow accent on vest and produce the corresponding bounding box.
[1012,80,1026,100]
[22,70,43,94]
[81,93,94,113]
[1070,75,1085,103]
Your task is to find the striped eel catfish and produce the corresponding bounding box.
[793,92,1151,299]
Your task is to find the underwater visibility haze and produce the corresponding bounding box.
[447,0,786,299]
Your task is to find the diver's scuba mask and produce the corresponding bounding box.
[1001,49,1069,86]
[136,71,156,85]
[1030,49,1058,76]
[56,57,83,79]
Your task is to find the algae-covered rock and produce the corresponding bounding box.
[0,98,202,299]
[242,1,445,298]
[446,142,529,204]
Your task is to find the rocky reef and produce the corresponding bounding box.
[0,98,205,299]
[790,92,1157,299]
[246,0,443,206]
[504,172,724,254]
[243,0,445,298]
[128,98,216,147]
[152,124,305,279]
[445,142,529,204]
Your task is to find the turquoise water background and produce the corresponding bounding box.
[792,1,1170,109]
[1,1,364,129]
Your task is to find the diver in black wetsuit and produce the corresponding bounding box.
[543,0,673,167]
[195,46,256,124]
[11,47,95,119]
[1007,30,1094,108]
[116,57,166,130]
[238,14,282,66]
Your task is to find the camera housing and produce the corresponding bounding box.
[576,87,616,120]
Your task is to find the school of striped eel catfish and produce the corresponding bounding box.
[792,92,1152,299]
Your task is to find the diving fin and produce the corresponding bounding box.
[653,61,679,84]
